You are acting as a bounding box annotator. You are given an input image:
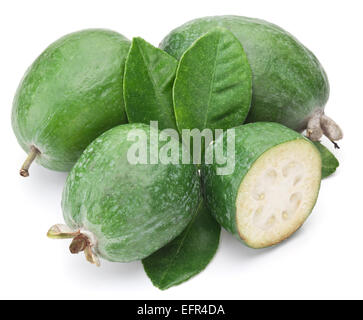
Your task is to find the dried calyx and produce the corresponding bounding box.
[47,224,100,266]
[306,110,343,148]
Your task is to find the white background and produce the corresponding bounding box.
[0,0,361,300]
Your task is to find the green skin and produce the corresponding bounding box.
[12,29,130,172]
[201,122,321,240]
[124,37,178,131]
[160,16,329,132]
[143,199,221,290]
[62,123,200,262]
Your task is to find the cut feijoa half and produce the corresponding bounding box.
[202,122,322,248]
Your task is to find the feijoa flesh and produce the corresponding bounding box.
[202,122,322,248]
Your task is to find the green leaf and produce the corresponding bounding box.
[313,141,339,178]
[142,200,221,290]
[124,37,178,130]
[173,27,252,133]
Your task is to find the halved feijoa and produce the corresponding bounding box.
[202,122,322,248]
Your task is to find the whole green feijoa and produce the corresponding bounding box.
[160,16,343,144]
[12,29,130,176]
[48,123,200,265]
[202,122,322,249]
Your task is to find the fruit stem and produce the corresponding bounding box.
[20,146,40,177]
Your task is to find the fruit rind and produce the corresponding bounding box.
[12,29,130,171]
[62,123,200,262]
[202,122,321,248]
[235,139,321,248]
[160,15,329,132]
